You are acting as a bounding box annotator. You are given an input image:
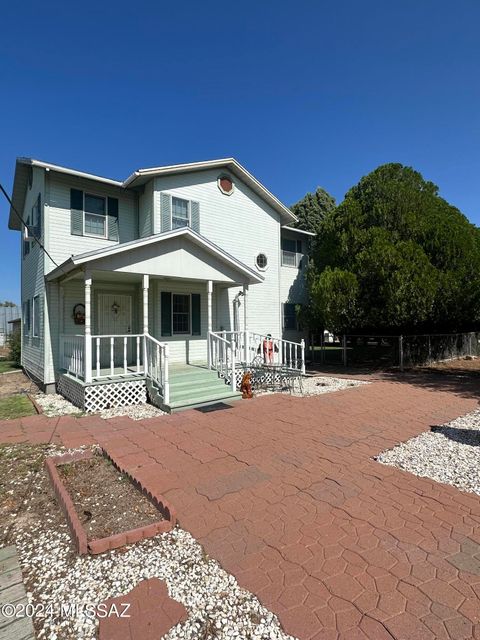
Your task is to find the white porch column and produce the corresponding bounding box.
[143,275,149,374]
[243,284,249,364]
[143,275,149,334]
[207,280,213,369]
[84,272,92,383]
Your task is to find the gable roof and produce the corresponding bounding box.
[8,157,297,230]
[123,158,296,224]
[46,227,265,285]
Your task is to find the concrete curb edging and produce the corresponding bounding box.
[45,448,176,555]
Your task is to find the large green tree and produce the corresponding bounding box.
[291,187,336,234]
[308,163,480,333]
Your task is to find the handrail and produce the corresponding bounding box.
[144,334,170,405]
[209,329,305,376]
[60,333,171,403]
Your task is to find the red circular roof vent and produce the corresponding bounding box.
[218,175,234,195]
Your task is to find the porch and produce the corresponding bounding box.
[48,228,305,412]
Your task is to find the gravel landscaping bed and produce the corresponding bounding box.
[99,403,166,420]
[376,408,480,495]
[256,374,367,397]
[0,443,295,640]
[34,393,83,416]
[295,375,367,396]
[33,394,166,420]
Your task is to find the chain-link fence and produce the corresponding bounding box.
[308,332,480,369]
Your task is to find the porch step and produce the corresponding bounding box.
[169,390,242,412]
[149,365,242,412]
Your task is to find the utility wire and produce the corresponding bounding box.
[0,182,66,274]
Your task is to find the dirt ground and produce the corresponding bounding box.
[58,454,164,540]
[0,443,72,552]
[0,345,10,358]
[0,370,39,398]
[420,355,480,374]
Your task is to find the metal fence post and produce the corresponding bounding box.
[342,335,347,366]
[399,334,404,372]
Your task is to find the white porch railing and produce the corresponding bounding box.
[144,334,170,405]
[91,334,145,379]
[208,331,237,392]
[60,335,84,379]
[60,333,170,405]
[213,330,305,373]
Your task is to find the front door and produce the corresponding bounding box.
[97,294,133,368]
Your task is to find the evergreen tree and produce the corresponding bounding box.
[308,163,480,333]
[290,187,336,234]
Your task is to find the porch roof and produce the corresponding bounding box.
[46,227,264,285]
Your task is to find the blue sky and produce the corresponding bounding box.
[1,0,479,303]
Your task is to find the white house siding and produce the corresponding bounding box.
[279,230,309,343]
[153,169,282,338]
[21,166,46,382]
[41,173,138,385]
[45,173,137,271]
[138,180,154,237]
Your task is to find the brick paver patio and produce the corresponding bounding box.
[1,378,479,639]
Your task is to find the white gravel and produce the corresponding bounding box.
[256,375,367,397]
[34,393,83,417]
[3,444,295,640]
[33,394,166,421]
[99,403,166,420]
[376,408,480,495]
[295,375,367,396]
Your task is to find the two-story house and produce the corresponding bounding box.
[8,158,313,412]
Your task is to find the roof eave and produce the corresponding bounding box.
[282,225,316,237]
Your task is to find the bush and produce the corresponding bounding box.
[8,329,21,366]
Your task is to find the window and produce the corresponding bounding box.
[256,253,268,270]
[172,294,190,334]
[23,214,31,258]
[172,197,190,229]
[70,189,119,240]
[32,296,40,337]
[84,194,107,237]
[31,193,41,238]
[283,303,298,330]
[23,300,31,336]
[282,238,302,268]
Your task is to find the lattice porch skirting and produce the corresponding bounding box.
[57,375,147,413]
[226,367,287,390]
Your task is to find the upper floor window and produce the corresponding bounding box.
[84,194,107,237]
[281,238,302,268]
[23,214,31,258]
[70,189,119,241]
[256,253,268,271]
[23,300,31,336]
[32,295,40,337]
[172,197,190,229]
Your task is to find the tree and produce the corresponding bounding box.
[308,163,480,333]
[290,187,336,234]
[8,328,21,365]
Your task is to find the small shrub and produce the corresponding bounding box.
[8,330,21,366]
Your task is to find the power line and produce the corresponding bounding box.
[0,182,66,273]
